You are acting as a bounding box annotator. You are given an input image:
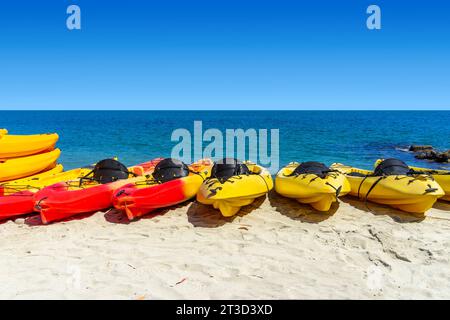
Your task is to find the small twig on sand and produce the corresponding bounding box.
[175,277,187,285]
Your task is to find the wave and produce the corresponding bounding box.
[395,146,411,153]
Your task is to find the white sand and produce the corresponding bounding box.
[1,192,450,300]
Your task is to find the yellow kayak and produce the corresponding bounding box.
[1,164,64,188]
[381,161,450,202]
[0,132,59,158]
[0,165,88,196]
[331,159,444,213]
[275,162,350,211]
[197,159,273,217]
[0,149,61,182]
[3,156,125,187]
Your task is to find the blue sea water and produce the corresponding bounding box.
[1,111,449,172]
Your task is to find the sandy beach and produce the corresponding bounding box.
[1,191,450,299]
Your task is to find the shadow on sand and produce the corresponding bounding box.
[104,208,132,224]
[25,211,97,226]
[0,212,37,225]
[340,196,426,223]
[104,200,195,224]
[268,190,338,223]
[433,200,450,211]
[186,195,265,228]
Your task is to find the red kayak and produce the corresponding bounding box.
[113,158,212,220]
[0,191,35,221]
[33,158,162,224]
[34,181,122,224]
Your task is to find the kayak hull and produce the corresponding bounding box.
[0,133,59,159]
[0,165,97,220]
[0,164,63,196]
[331,163,444,213]
[407,165,450,202]
[275,162,351,212]
[0,149,61,182]
[197,162,273,217]
[0,191,34,221]
[34,182,118,224]
[33,159,162,224]
[113,160,212,220]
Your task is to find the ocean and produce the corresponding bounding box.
[1,111,449,172]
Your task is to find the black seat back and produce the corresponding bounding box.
[291,161,330,178]
[153,158,190,183]
[373,158,410,176]
[211,158,251,182]
[92,159,130,184]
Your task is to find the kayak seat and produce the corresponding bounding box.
[152,158,190,183]
[211,158,252,183]
[289,161,331,178]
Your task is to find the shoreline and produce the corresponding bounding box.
[1,191,450,299]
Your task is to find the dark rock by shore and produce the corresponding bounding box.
[409,145,450,163]
[409,145,434,152]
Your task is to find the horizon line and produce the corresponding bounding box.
[0,109,449,112]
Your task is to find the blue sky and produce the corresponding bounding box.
[0,0,449,110]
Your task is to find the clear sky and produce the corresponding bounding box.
[0,0,449,110]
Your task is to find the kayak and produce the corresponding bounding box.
[331,159,444,213]
[386,161,450,202]
[197,158,273,217]
[0,158,138,221]
[0,164,64,195]
[1,157,128,194]
[275,162,350,211]
[113,158,212,220]
[0,191,36,220]
[0,149,61,182]
[33,158,162,224]
[0,165,97,221]
[0,132,59,159]
[408,167,450,201]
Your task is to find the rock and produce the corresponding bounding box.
[434,152,449,163]
[409,145,434,152]
[414,150,449,163]
[414,153,426,160]
[414,153,425,160]
[414,150,436,160]
[407,145,449,163]
[14,218,25,225]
